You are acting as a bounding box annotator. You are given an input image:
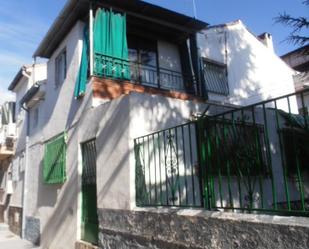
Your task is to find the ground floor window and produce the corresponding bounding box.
[43,133,67,184]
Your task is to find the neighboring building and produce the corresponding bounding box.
[5,1,308,249]
[282,45,309,114]
[0,101,16,228]
[0,64,47,237]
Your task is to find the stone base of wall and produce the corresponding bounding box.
[98,208,309,249]
[8,206,22,236]
[0,205,4,223]
[25,216,40,246]
[75,240,99,249]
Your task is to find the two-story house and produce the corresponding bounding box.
[7,1,309,249]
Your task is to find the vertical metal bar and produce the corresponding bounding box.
[188,123,196,206]
[168,129,176,206]
[157,133,163,205]
[287,97,306,211]
[262,103,277,210]
[152,134,158,205]
[251,106,264,209]
[222,116,234,209]
[163,130,169,205]
[175,127,182,206]
[274,100,291,211]
[181,125,189,205]
[147,136,152,204]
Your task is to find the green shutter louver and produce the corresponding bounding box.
[43,133,67,184]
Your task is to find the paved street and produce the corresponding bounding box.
[0,224,38,249]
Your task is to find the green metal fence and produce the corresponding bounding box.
[134,89,309,216]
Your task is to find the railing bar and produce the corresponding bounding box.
[146,136,152,205]
[175,127,182,206]
[251,106,265,210]
[163,130,169,205]
[287,97,306,211]
[135,122,196,140]
[222,115,234,209]
[181,125,189,205]
[274,100,291,211]
[142,137,148,205]
[152,133,158,205]
[211,89,309,118]
[232,112,243,209]
[213,120,222,208]
[188,123,196,206]
[262,103,277,210]
[168,129,176,206]
[205,119,217,210]
[157,133,163,205]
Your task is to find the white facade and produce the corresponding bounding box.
[198,20,296,108]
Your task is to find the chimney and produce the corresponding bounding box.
[258,32,274,51]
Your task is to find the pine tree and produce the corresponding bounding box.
[275,0,309,54]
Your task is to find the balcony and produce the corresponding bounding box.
[0,123,16,160]
[92,53,200,100]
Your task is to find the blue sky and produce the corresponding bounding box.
[0,0,307,102]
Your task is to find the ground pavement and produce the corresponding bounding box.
[0,223,38,249]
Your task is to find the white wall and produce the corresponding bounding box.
[24,21,85,249]
[199,21,297,110]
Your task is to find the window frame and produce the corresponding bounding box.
[202,58,229,96]
[55,48,67,88]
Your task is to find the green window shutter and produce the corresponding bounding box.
[43,133,67,184]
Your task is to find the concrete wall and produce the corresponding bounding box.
[199,21,296,106]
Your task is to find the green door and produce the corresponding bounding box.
[81,139,98,244]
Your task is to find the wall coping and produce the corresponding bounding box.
[133,207,309,228]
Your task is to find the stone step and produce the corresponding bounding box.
[0,223,9,231]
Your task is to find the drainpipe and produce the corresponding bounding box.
[21,59,36,239]
[21,103,29,239]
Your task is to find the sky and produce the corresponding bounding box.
[0,0,307,103]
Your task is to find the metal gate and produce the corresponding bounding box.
[81,139,98,244]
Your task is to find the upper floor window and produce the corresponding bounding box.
[203,59,229,96]
[55,49,67,88]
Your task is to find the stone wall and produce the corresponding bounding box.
[75,241,99,249]
[98,208,309,249]
[8,206,22,236]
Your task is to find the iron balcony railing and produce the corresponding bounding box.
[94,53,198,96]
[134,89,309,216]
